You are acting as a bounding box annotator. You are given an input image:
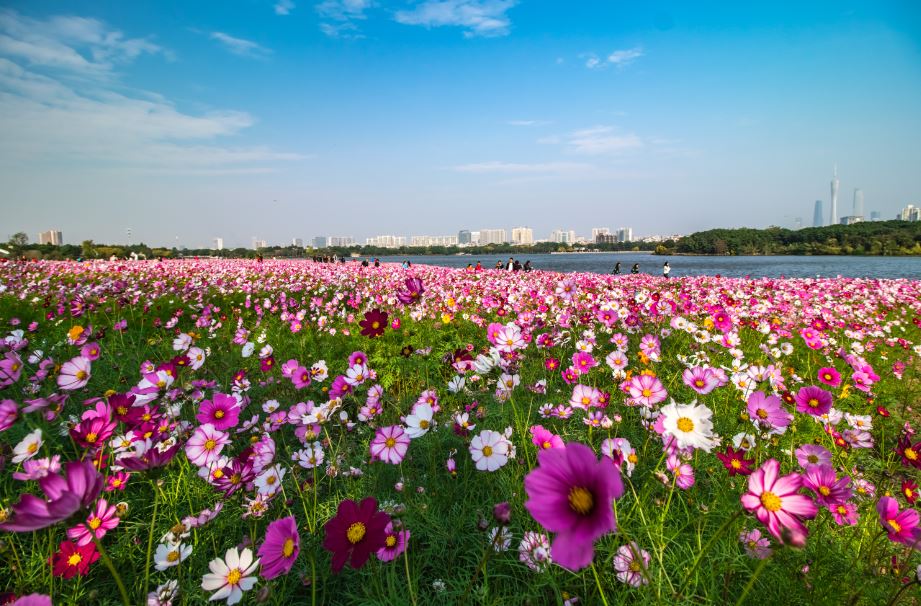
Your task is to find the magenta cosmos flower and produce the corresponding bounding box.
[817,367,841,387]
[0,460,103,532]
[258,516,300,579]
[375,521,410,562]
[877,496,921,549]
[66,498,119,545]
[746,391,793,431]
[396,277,425,305]
[322,497,391,573]
[794,385,833,417]
[524,442,624,571]
[196,392,240,430]
[740,459,818,545]
[683,367,719,395]
[369,425,409,464]
[530,425,564,451]
[800,465,852,507]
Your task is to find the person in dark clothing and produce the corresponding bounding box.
[495,260,503,269]
[523,260,532,272]
[374,258,380,267]
[613,262,621,275]
[361,259,369,267]
[513,260,522,271]
[631,263,639,274]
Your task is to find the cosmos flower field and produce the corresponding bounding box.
[1,259,920,605]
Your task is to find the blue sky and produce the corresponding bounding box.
[1,1,920,248]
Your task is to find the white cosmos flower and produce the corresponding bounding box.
[12,428,42,463]
[405,403,434,439]
[470,429,510,472]
[201,547,260,605]
[447,375,465,393]
[154,542,193,570]
[660,400,718,452]
[241,342,255,358]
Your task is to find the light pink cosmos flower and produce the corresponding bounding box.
[370,425,409,464]
[625,374,667,407]
[57,356,91,391]
[683,367,719,395]
[569,384,600,410]
[740,459,818,545]
[612,542,650,586]
[185,423,229,467]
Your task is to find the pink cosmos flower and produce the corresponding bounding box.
[258,516,300,580]
[197,392,240,430]
[877,496,921,549]
[794,385,833,417]
[0,460,104,532]
[739,528,772,559]
[612,542,650,586]
[291,366,312,389]
[57,356,91,391]
[740,459,818,544]
[0,398,17,432]
[185,424,229,467]
[370,425,409,464]
[817,367,841,387]
[66,498,119,545]
[530,425,564,451]
[683,367,719,395]
[828,502,859,526]
[746,391,792,431]
[795,444,832,469]
[0,352,23,387]
[569,384,601,410]
[626,374,667,407]
[375,521,410,562]
[80,342,101,361]
[800,465,852,507]
[13,456,62,481]
[524,442,624,571]
[571,352,597,375]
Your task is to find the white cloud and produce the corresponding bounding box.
[274,0,296,15]
[209,32,272,58]
[0,9,163,78]
[584,46,644,70]
[316,0,372,37]
[394,0,517,38]
[453,161,592,174]
[0,13,302,175]
[507,119,550,127]
[607,47,643,67]
[566,126,642,155]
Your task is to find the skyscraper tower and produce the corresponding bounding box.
[829,165,839,226]
[853,188,864,218]
[813,200,824,227]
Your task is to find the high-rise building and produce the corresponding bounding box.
[617,227,633,242]
[511,227,534,246]
[253,239,267,250]
[213,237,224,250]
[898,205,920,221]
[328,236,354,247]
[870,211,881,221]
[591,227,610,239]
[470,231,480,244]
[458,230,472,245]
[840,216,863,225]
[479,229,507,245]
[292,238,304,247]
[813,200,824,227]
[38,229,62,245]
[829,165,839,226]
[852,188,864,219]
[313,236,329,248]
[365,235,406,248]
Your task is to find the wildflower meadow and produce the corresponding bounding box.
[1,258,920,605]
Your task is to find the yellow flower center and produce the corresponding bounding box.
[694,380,705,388]
[204,439,217,450]
[266,475,277,485]
[906,448,918,461]
[76,370,88,381]
[581,397,591,405]
[628,453,638,464]
[629,560,642,573]
[27,442,38,454]
[371,321,380,329]
[836,505,847,515]
[85,432,98,443]
[226,568,242,586]
[818,486,831,497]
[808,398,819,408]
[167,550,180,562]
[385,437,396,448]
[282,538,295,557]
[482,445,493,457]
[418,420,429,429]
[568,486,594,515]
[385,535,397,548]
[214,410,224,419]
[347,522,366,544]
[676,417,695,433]
[756,409,769,419]
[67,553,83,566]
[888,519,902,533]
[88,517,102,530]
[731,459,741,469]
[641,388,652,398]
[760,491,782,512]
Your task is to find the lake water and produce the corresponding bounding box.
[377,253,921,279]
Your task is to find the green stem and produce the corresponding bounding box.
[403,537,418,606]
[734,552,774,606]
[143,486,160,600]
[92,534,131,606]
[591,562,611,606]
[675,510,743,599]
[886,579,919,606]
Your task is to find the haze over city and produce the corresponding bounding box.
[1,1,920,248]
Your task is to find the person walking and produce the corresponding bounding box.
[613,261,621,275]
[663,262,671,278]
[631,263,639,274]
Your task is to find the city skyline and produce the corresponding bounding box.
[1,2,920,248]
